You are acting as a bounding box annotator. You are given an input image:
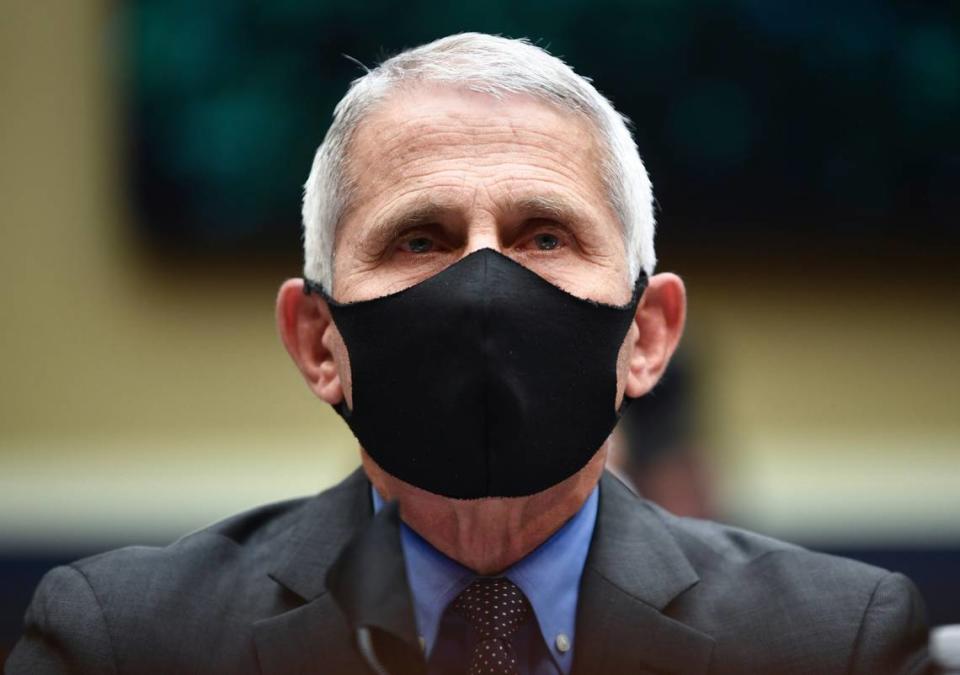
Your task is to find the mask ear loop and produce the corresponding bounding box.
[301,278,356,419]
[616,271,650,417]
[302,278,332,300]
[630,271,650,306]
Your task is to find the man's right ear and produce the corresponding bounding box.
[276,279,345,405]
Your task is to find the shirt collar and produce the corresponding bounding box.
[504,486,597,672]
[371,485,599,673]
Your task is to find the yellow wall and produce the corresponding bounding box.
[1,1,957,549]
[0,2,357,548]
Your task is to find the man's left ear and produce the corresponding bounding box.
[623,272,687,398]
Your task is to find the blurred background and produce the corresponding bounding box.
[1,0,958,661]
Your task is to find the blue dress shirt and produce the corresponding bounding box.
[371,486,599,675]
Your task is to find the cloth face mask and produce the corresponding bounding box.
[304,247,647,499]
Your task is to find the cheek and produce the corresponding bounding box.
[535,253,633,307]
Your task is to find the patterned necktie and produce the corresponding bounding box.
[452,577,532,675]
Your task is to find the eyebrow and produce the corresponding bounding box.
[511,195,590,228]
[364,201,455,253]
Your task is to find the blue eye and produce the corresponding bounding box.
[533,233,560,250]
[405,237,434,253]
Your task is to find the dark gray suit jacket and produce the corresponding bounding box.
[7,469,930,674]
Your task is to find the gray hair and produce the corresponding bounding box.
[302,32,656,291]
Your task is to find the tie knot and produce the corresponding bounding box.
[453,577,532,640]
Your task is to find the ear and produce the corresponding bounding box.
[275,279,345,405]
[623,272,687,399]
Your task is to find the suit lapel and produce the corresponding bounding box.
[572,472,715,675]
[253,469,371,675]
[325,500,425,674]
[253,468,424,675]
[267,468,372,602]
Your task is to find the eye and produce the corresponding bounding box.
[400,236,435,254]
[532,232,561,251]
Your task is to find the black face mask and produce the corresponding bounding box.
[304,248,647,499]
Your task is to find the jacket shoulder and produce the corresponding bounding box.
[659,505,889,598]
[8,469,369,674]
[71,493,309,594]
[651,506,929,674]
[72,466,367,589]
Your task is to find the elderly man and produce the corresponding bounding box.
[9,33,929,675]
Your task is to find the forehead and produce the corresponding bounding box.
[351,84,603,154]
[340,84,613,220]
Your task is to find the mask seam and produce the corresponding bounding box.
[481,251,491,497]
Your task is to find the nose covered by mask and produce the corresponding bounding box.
[304,248,646,499]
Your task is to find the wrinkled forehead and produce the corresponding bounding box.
[338,83,612,218]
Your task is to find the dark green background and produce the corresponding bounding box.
[119,1,960,259]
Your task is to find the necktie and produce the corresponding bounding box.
[452,577,532,675]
